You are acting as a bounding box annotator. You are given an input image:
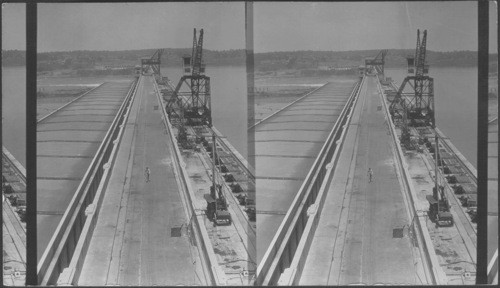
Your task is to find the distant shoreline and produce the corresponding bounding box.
[1,63,488,69]
[3,49,497,71]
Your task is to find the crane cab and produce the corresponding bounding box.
[182,55,192,75]
[407,56,415,74]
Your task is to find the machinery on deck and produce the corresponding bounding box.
[389,29,435,148]
[204,134,232,226]
[166,28,212,127]
[427,186,454,226]
[134,65,142,77]
[426,136,454,227]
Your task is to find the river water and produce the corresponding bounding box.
[1,66,476,170]
[386,67,477,169]
[2,66,248,166]
[160,66,248,158]
[2,66,26,167]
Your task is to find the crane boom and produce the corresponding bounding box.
[165,28,211,126]
[192,28,197,66]
[416,29,427,76]
[193,29,204,76]
[389,29,434,149]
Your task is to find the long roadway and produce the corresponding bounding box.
[77,75,204,286]
[251,78,359,263]
[299,76,419,285]
[37,81,133,261]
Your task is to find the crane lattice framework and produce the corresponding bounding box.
[166,28,212,127]
[389,29,435,144]
[141,49,163,75]
[365,50,388,76]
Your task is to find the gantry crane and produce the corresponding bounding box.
[388,30,451,226]
[165,28,212,127]
[365,49,388,76]
[141,49,163,76]
[389,29,435,147]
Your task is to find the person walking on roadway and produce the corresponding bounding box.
[368,168,373,183]
[145,167,151,182]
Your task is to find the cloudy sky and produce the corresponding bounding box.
[3,2,245,52]
[2,3,26,50]
[1,2,497,52]
[253,1,495,52]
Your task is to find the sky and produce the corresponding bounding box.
[3,2,246,52]
[2,3,26,50]
[1,1,498,53]
[253,1,496,52]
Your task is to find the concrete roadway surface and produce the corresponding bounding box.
[78,76,204,286]
[300,76,420,285]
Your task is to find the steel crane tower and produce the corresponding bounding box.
[166,28,212,127]
[389,29,435,146]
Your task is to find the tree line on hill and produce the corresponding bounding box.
[2,48,497,72]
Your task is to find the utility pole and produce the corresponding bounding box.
[434,131,440,221]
